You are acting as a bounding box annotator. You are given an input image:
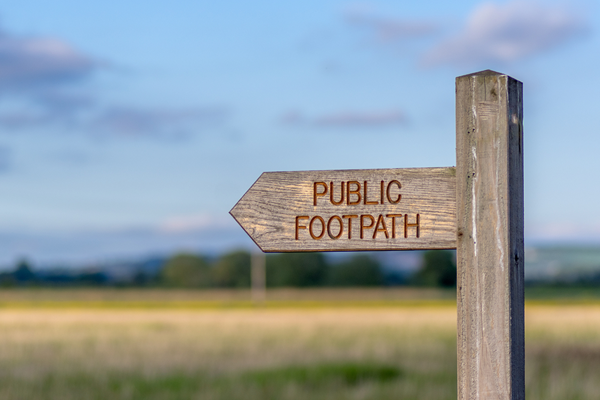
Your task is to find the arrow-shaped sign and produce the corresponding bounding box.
[230,167,457,252]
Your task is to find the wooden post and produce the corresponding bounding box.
[251,251,266,303]
[456,70,524,399]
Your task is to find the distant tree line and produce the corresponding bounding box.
[0,250,458,288]
[0,259,109,287]
[160,251,387,288]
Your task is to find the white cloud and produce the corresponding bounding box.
[422,1,588,67]
[91,106,229,138]
[0,25,230,141]
[0,26,101,131]
[282,109,407,128]
[315,110,406,127]
[159,214,233,234]
[526,221,600,244]
[0,29,99,90]
[344,5,438,43]
[0,102,230,139]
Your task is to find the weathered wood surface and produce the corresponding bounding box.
[456,70,524,400]
[230,167,457,252]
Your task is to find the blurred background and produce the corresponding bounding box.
[0,0,599,269]
[0,1,599,399]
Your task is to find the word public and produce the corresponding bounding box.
[295,180,421,241]
[313,180,401,206]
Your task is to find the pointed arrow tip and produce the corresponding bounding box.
[229,201,268,252]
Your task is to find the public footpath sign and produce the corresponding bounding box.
[230,167,456,252]
[230,70,525,400]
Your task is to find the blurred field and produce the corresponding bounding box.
[0,287,456,308]
[0,288,599,399]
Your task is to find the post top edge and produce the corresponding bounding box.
[456,69,521,83]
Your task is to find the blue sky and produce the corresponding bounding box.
[0,0,598,266]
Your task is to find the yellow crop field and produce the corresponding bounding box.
[0,289,598,399]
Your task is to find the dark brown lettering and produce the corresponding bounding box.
[342,215,358,239]
[313,182,328,206]
[363,181,379,205]
[386,214,403,239]
[373,214,389,239]
[295,216,309,240]
[347,181,362,205]
[309,216,326,239]
[360,214,375,239]
[386,180,401,204]
[327,215,344,239]
[404,213,420,238]
[330,182,345,206]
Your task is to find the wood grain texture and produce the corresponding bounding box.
[456,70,524,400]
[230,167,456,252]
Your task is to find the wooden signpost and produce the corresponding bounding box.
[230,70,524,400]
